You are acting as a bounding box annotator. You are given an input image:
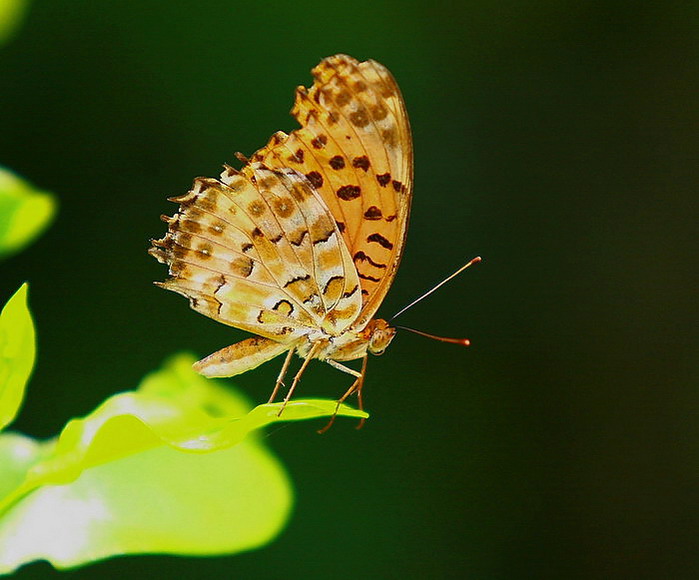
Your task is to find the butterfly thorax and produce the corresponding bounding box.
[297,318,396,362]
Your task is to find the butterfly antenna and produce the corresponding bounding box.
[391,256,482,320]
[395,326,471,346]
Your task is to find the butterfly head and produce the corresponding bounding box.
[364,318,396,356]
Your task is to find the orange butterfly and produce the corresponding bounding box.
[150,54,475,427]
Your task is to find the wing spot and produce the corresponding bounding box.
[382,127,398,147]
[242,242,254,253]
[371,103,388,121]
[248,200,266,217]
[311,135,328,149]
[352,156,370,171]
[182,218,202,234]
[337,185,361,201]
[376,172,391,187]
[392,180,403,192]
[367,232,394,250]
[335,220,346,233]
[288,149,304,163]
[272,197,294,218]
[336,90,352,106]
[358,272,381,282]
[207,222,225,235]
[252,227,265,240]
[349,108,370,128]
[354,250,387,269]
[272,299,294,316]
[342,284,359,298]
[197,243,213,259]
[232,256,254,277]
[305,171,324,189]
[363,206,382,220]
[284,274,311,288]
[329,155,345,170]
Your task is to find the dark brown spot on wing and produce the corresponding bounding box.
[358,272,381,282]
[376,172,391,187]
[352,156,370,171]
[354,250,387,269]
[342,284,359,298]
[305,171,323,189]
[284,274,311,288]
[329,155,345,170]
[335,220,346,233]
[311,135,327,149]
[363,206,382,220]
[367,232,394,250]
[251,227,264,240]
[337,185,361,201]
[392,180,403,192]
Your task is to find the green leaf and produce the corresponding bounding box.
[0,354,367,573]
[0,167,56,258]
[0,0,28,45]
[0,283,35,431]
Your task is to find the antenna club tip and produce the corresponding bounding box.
[461,339,471,347]
[473,256,483,263]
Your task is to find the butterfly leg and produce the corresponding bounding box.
[268,347,296,404]
[277,341,323,417]
[318,354,369,434]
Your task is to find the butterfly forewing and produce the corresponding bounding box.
[251,54,413,328]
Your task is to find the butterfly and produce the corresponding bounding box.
[150,54,413,426]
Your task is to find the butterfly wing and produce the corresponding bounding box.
[251,54,413,328]
[150,163,362,342]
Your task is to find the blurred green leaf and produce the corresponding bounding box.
[0,283,35,431]
[0,353,367,573]
[0,167,56,258]
[0,0,27,46]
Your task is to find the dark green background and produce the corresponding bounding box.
[2,1,698,578]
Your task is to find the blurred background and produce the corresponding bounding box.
[2,1,698,578]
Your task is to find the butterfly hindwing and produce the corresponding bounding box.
[150,166,362,341]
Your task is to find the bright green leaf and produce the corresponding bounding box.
[0,283,35,431]
[0,167,56,258]
[0,0,28,45]
[0,354,367,573]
